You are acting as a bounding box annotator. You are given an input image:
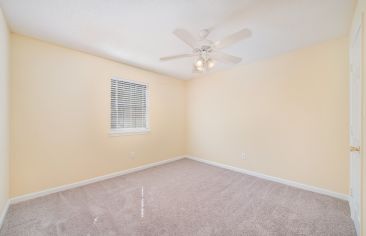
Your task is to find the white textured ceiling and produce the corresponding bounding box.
[0,0,355,79]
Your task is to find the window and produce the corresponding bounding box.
[110,78,149,134]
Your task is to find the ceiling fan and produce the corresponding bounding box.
[160,28,252,73]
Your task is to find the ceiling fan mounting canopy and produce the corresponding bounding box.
[160,27,252,73]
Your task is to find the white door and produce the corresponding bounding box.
[349,21,362,236]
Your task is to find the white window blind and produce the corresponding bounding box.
[111,78,148,133]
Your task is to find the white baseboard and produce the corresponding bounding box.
[186,156,349,201]
[10,156,185,204]
[349,196,360,236]
[0,200,10,230]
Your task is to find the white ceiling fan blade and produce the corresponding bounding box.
[173,28,197,49]
[214,29,251,49]
[211,51,242,64]
[160,54,195,61]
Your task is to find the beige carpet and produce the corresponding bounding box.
[0,159,355,236]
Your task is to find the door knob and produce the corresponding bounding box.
[350,146,360,152]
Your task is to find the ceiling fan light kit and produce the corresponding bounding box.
[194,57,215,72]
[160,28,251,74]
[193,45,216,72]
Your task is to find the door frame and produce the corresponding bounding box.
[349,14,363,236]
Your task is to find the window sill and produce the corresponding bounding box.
[109,128,150,136]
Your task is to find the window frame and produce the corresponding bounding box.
[109,77,150,135]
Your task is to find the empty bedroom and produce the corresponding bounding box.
[0,0,365,235]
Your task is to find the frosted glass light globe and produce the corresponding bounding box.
[207,59,215,68]
[195,65,204,71]
[195,59,203,67]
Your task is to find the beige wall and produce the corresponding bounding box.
[10,34,186,197]
[187,37,349,194]
[0,8,9,217]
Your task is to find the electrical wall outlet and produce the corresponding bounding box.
[130,151,136,159]
[241,152,246,160]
